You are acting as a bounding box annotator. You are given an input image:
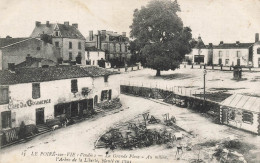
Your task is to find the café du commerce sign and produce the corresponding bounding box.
[8,98,51,110]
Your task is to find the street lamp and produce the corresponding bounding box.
[203,69,207,104]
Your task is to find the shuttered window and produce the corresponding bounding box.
[32,83,40,99]
[71,79,78,93]
[0,87,9,104]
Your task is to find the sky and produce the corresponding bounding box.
[0,0,259,45]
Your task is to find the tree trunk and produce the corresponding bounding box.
[156,69,161,76]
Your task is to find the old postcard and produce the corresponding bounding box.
[0,0,260,163]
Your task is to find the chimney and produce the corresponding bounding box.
[35,21,41,27]
[220,41,223,45]
[255,33,259,43]
[64,21,69,26]
[46,21,50,27]
[26,54,32,61]
[96,31,101,49]
[72,23,78,28]
[8,63,15,72]
[122,32,126,37]
[236,41,240,45]
[89,30,93,41]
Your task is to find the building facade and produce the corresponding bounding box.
[0,37,60,70]
[185,36,213,65]
[0,66,119,131]
[85,48,111,68]
[30,21,86,65]
[85,30,131,67]
[253,33,260,67]
[212,41,253,67]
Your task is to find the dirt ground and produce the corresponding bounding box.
[1,95,259,163]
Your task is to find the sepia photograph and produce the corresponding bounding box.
[0,0,260,162]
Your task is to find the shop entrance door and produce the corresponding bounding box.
[36,108,44,125]
[71,102,78,117]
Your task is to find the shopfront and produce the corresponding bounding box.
[54,98,94,118]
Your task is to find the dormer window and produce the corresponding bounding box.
[55,31,59,37]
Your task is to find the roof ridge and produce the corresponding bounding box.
[1,37,34,49]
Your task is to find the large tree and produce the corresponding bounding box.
[130,0,192,76]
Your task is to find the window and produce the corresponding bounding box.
[1,111,11,128]
[55,42,59,47]
[69,52,72,60]
[37,47,41,50]
[237,51,241,58]
[125,44,127,52]
[78,42,81,50]
[242,111,253,124]
[0,87,9,104]
[257,48,260,54]
[101,90,108,101]
[71,79,78,93]
[113,44,116,52]
[226,51,229,58]
[104,75,109,83]
[229,110,235,120]
[218,51,223,58]
[93,61,95,65]
[55,31,59,37]
[69,42,72,49]
[119,44,122,52]
[32,83,40,99]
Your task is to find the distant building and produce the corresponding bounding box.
[212,41,254,67]
[0,37,60,70]
[85,30,131,67]
[253,33,260,68]
[85,47,111,68]
[185,36,213,65]
[30,21,86,65]
[0,66,119,131]
[186,33,260,67]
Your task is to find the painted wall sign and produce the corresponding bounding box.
[8,99,51,110]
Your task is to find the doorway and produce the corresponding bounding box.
[36,108,44,125]
[237,59,240,66]
[218,58,222,65]
[71,102,79,117]
[94,95,98,106]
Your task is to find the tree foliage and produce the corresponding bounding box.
[130,0,192,75]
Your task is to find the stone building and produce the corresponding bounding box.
[85,30,131,67]
[0,66,119,131]
[30,21,86,65]
[0,37,60,70]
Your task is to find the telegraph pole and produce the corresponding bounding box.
[203,69,207,105]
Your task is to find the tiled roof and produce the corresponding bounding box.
[15,58,57,68]
[0,66,119,85]
[213,43,254,49]
[0,38,30,48]
[30,23,85,40]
